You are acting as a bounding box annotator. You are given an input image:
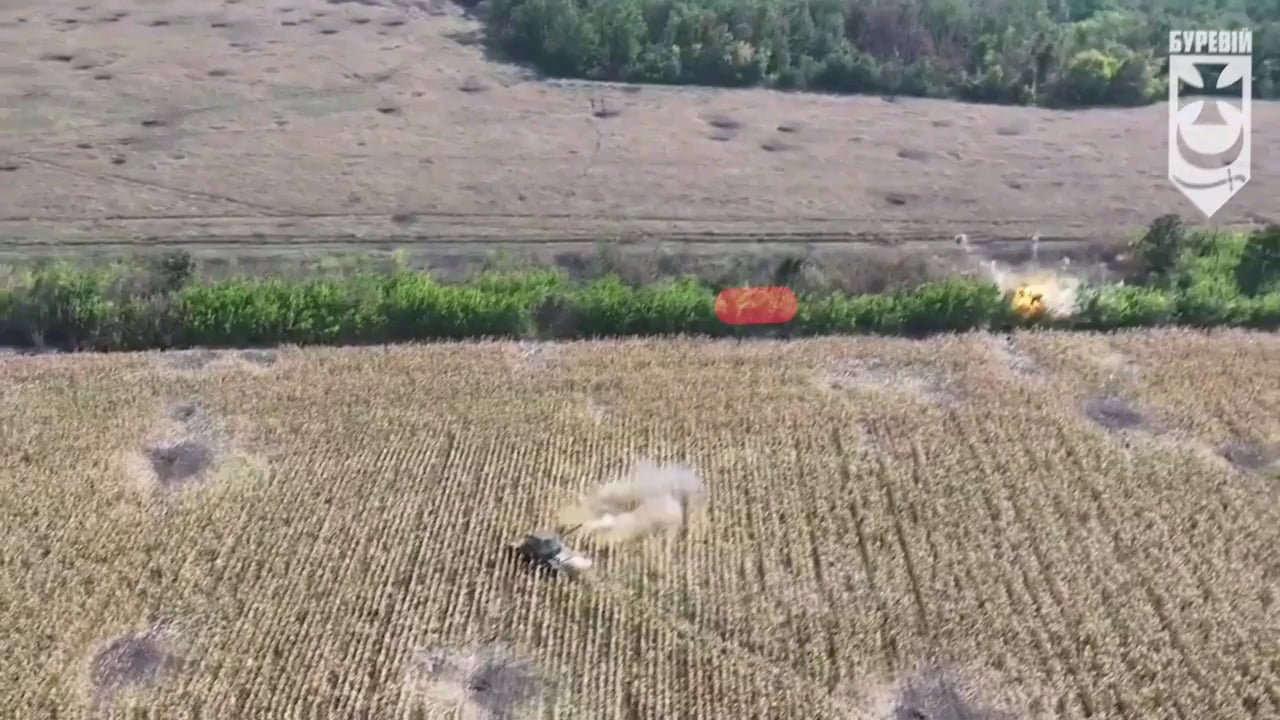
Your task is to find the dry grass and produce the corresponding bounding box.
[1,0,1277,272]
[1,330,1278,719]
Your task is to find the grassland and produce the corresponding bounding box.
[2,331,1278,719]
[2,0,1279,279]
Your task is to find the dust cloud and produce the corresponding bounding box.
[984,259,1083,319]
[558,459,706,544]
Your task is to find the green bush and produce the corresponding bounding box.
[1242,292,1280,327]
[1074,285,1176,329]
[1052,49,1120,106]
[1236,224,1280,296]
[1129,214,1187,287]
[3,236,1279,354]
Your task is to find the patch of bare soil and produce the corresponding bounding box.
[1082,394,1147,433]
[121,401,256,494]
[167,400,204,424]
[891,666,1014,720]
[822,359,963,407]
[408,644,546,719]
[87,622,182,709]
[7,0,1270,261]
[146,440,216,488]
[1217,440,1280,475]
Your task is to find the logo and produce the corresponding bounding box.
[1168,30,1252,219]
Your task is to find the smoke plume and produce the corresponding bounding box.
[558,459,706,544]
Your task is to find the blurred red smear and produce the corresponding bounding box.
[714,286,798,325]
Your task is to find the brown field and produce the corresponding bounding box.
[2,330,1278,719]
[2,0,1279,278]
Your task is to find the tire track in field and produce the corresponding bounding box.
[829,428,900,673]
[1048,421,1216,717]
[867,422,932,639]
[981,412,1141,720]
[354,429,456,713]
[906,418,1076,714]
[789,430,849,693]
[1006,386,1207,716]
[947,411,1096,717]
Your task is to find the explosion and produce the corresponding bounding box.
[1012,285,1048,320]
[558,459,706,544]
[983,261,1081,321]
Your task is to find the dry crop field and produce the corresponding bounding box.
[2,0,1279,274]
[2,331,1279,719]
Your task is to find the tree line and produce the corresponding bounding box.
[480,0,1279,105]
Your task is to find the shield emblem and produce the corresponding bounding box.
[1168,54,1251,219]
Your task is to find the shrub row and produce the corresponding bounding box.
[1,248,1277,353]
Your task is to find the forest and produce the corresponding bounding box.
[480,0,1279,105]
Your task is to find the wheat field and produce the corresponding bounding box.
[1,331,1278,720]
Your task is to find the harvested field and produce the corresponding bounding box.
[2,330,1279,719]
[1,0,1277,278]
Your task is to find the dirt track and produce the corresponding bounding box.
[1,0,1277,270]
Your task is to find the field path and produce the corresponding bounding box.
[2,0,1277,263]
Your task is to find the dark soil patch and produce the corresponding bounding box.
[709,128,737,142]
[776,122,800,133]
[147,18,172,27]
[146,440,214,488]
[40,52,76,62]
[884,192,915,206]
[207,68,233,77]
[110,155,126,165]
[391,212,418,225]
[168,401,202,424]
[1218,440,1280,474]
[90,631,179,698]
[1083,395,1145,432]
[381,17,407,26]
[0,163,19,172]
[932,119,953,127]
[140,119,166,128]
[995,125,1025,136]
[893,667,1012,720]
[897,147,931,161]
[416,645,544,719]
[376,105,400,114]
[458,75,488,93]
[92,72,113,81]
[704,114,741,130]
[319,27,340,34]
[761,139,795,152]
[240,349,278,367]
[591,100,622,119]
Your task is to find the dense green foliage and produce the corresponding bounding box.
[483,0,1278,105]
[1,219,1278,351]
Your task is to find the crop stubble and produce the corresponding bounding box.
[0,331,1278,719]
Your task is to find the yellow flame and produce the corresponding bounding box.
[1012,285,1048,320]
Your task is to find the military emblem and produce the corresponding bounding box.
[1167,31,1252,219]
